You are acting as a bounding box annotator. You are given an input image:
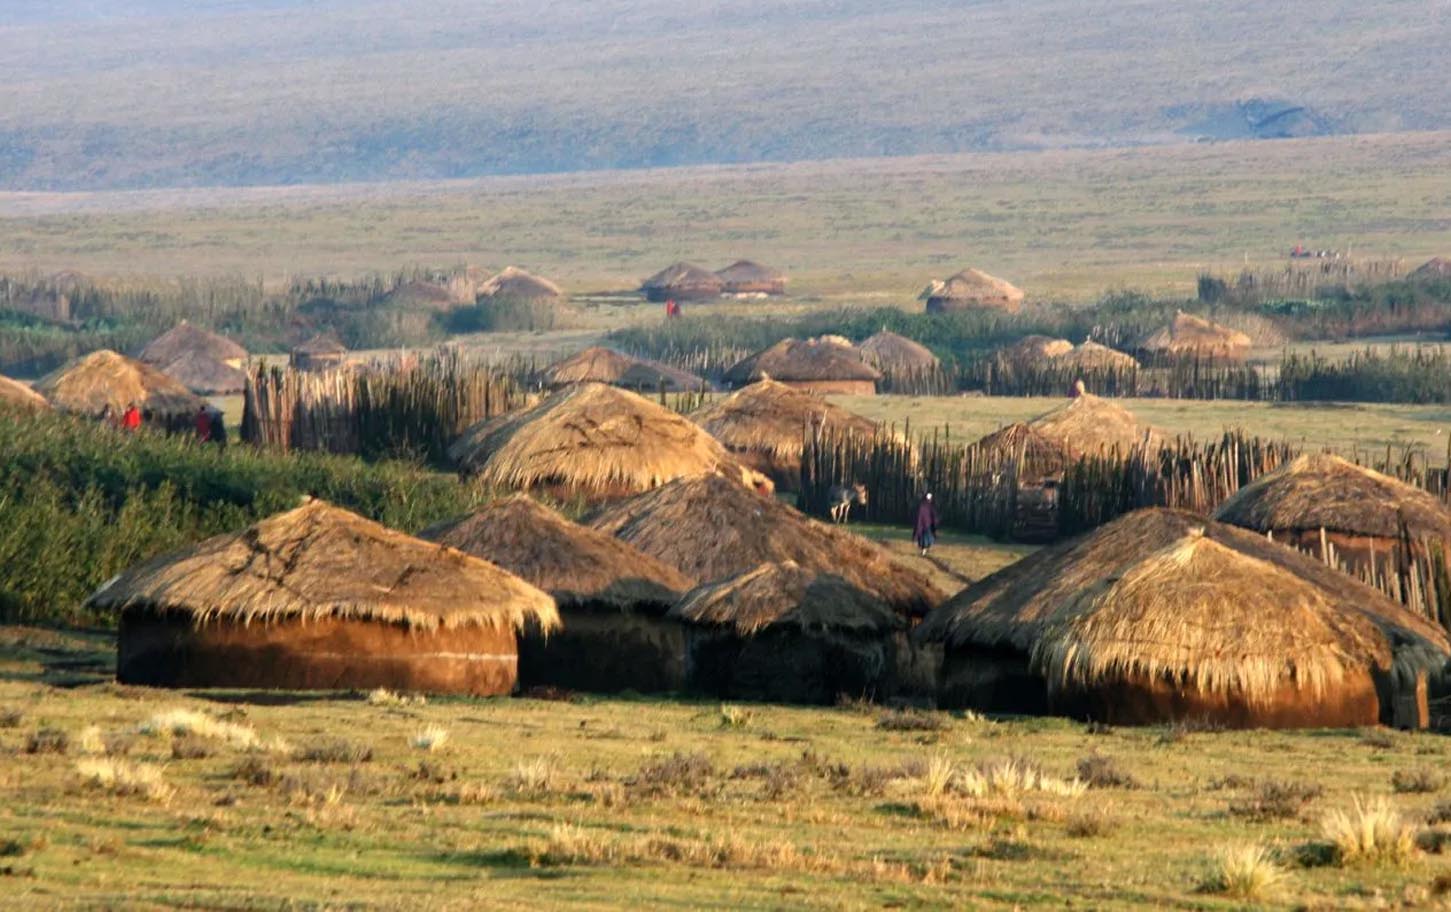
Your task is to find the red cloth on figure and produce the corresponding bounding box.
[195,409,212,442]
[121,406,142,431]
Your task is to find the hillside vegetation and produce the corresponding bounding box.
[1,0,1448,190]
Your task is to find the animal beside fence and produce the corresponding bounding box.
[827,483,868,523]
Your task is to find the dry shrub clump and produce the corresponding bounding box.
[0,708,23,729]
[25,728,69,755]
[1198,843,1286,900]
[366,688,426,707]
[627,752,718,798]
[139,708,285,753]
[875,709,948,732]
[505,756,561,796]
[74,758,175,803]
[1228,779,1325,821]
[295,738,373,764]
[1075,753,1137,789]
[1392,768,1444,794]
[1321,795,1419,866]
[718,705,753,729]
[410,726,449,752]
[1065,809,1117,838]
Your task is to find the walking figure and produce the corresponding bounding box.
[914,492,939,555]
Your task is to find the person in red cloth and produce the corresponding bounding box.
[120,402,142,432]
[194,406,212,443]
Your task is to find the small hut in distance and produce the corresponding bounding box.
[641,262,724,302]
[859,330,940,375]
[671,561,904,704]
[90,498,560,696]
[1410,257,1451,280]
[1028,393,1162,457]
[541,346,706,393]
[0,373,50,414]
[139,321,247,370]
[724,337,881,395]
[423,495,692,693]
[921,268,1025,314]
[999,335,1073,367]
[35,350,204,425]
[716,260,787,296]
[291,331,349,372]
[478,266,565,302]
[1136,311,1252,362]
[1051,341,1139,373]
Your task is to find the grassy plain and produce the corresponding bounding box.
[4,132,1451,300]
[2,627,1447,910]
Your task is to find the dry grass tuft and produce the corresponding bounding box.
[1228,779,1325,821]
[409,725,449,753]
[1075,753,1137,789]
[1321,795,1419,866]
[717,705,753,729]
[0,708,24,729]
[170,735,214,760]
[139,708,273,752]
[296,738,373,764]
[75,758,175,803]
[627,752,718,798]
[74,725,107,757]
[505,756,559,795]
[366,688,426,707]
[1360,728,1398,750]
[1198,843,1286,900]
[1065,809,1117,838]
[25,728,68,755]
[876,709,948,732]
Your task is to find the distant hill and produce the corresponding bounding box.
[1,0,1447,191]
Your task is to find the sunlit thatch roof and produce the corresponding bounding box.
[478,266,565,301]
[1137,311,1252,359]
[724,337,881,385]
[0,373,49,414]
[691,379,881,467]
[1050,341,1139,372]
[138,321,247,367]
[541,346,705,392]
[921,268,1024,313]
[1028,393,1162,456]
[34,349,204,418]
[671,561,900,636]
[859,330,939,372]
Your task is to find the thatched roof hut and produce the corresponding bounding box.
[859,330,939,374]
[1214,453,1451,624]
[641,262,724,302]
[35,350,204,422]
[724,337,882,395]
[380,280,457,312]
[915,508,1451,728]
[1136,311,1252,361]
[139,321,247,370]
[449,383,766,500]
[478,266,565,301]
[588,473,944,618]
[1411,257,1451,280]
[0,373,49,414]
[1028,393,1161,456]
[540,346,705,392]
[691,378,882,490]
[156,350,248,395]
[291,331,348,372]
[423,494,691,693]
[998,335,1073,366]
[1051,341,1139,372]
[921,268,1024,314]
[670,561,902,704]
[89,499,559,695]
[716,260,787,296]
[968,422,1071,485]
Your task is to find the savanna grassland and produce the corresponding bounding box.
[2,627,1449,910]
[3,132,1450,300]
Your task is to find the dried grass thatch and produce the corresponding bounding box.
[588,473,944,617]
[1028,393,1161,456]
[87,499,559,633]
[35,350,204,418]
[715,260,787,295]
[541,346,705,392]
[1051,341,1139,372]
[1137,311,1253,360]
[380,280,456,311]
[999,335,1073,365]
[138,321,247,368]
[724,337,881,387]
[921,268,1025,313]
[859,330,939,372]
[916,508,1450,705]
[969,422,1071,482]
[291,331,348,371]
[641,262,724,300]
[449,383,760,497]
[671,561,900,636]
[421,494,690,611]
[478,266,565,301]
[1411,257,1451,280]
[1214,453,1451,541]
[691,379,880,479]
[158,350,248,395]
[0,373,49,414]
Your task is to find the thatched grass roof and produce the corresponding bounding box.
[1000,335,1073,364]
[692,379,880,464]
[916,508,1450,703]
[969,422,1070,480]
[1411,257,1451,279]
[158,350,248,395]
[1214,453,1451,541]
[138,321,247,367]
[86,498,559,633]
[381,280,456,311]
[421,494,691,611]
[541,347,705,392]
[641,262,724,295]
[920,269,1024,311]
[724,337,882,385]
[1137,311,1252,358]
[1028,393,1161,456]
[1051,341,1139,372]
[293,331,348,355]
[479,266,565,301]
[588,473,944,616]
[449,383,756,495]
[670,561,900,636]
[35,350,205,418]
[715,260,785,284]
[0,373,49,414]
[859,330,939,372]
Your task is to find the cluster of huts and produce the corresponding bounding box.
[640,261,788,301]
[64,349,1451,731]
